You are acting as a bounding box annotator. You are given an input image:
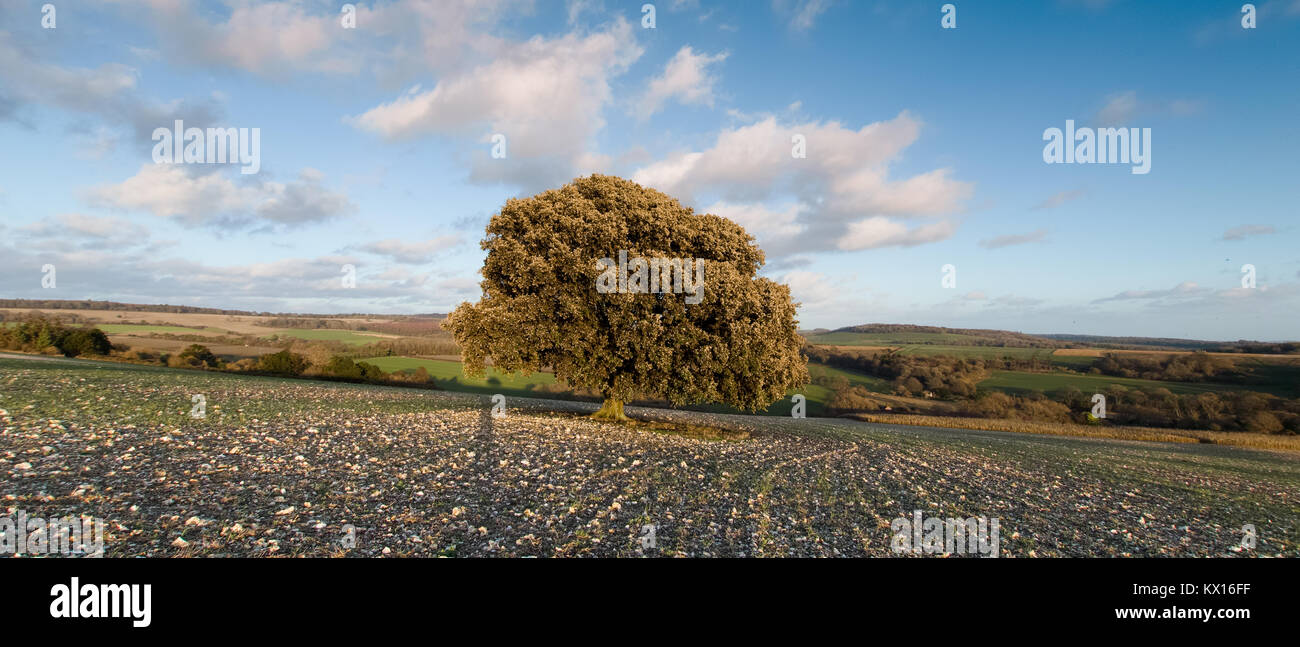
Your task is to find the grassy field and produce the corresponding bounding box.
[978,370,1246,396]
[0,307,400,336]
[361,356,559,393]
[364,356,852,417]
[978,368,1300,398]
[266,329,395,346]
[894,344,1056,360]
[846,412,1300,451]
[804,331,981,345]
[97,323,230,336]
[106,336,287,359]
[1,354,1296,557]
[807,362,892,391]
[809,339,1083,367]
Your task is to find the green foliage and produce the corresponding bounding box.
[257,349,310,376]
[323,354,434,386]
[445,174,808,412]
[804,346,986,399]
[0,316,110,357]
[1094,351,1240,382]
[324,355,363,379]
[177,344,220,368]
[57,329,112,357]
[355,361,387,381]
[960,391,1073,423]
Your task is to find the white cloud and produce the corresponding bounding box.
[1093,281,1208,303]
[88,165,355,228]
[838,217,956,251]
[979,228,1049,249]
[16,213,151,252]
[633,112,971,255]
[633,46,728,120]
[106,0,352,77]
[775,0,832,31]
[0,29,223,146]
[105,0,533,83]
[780,270,837,306]
[1222,224,1276,240]
[1094,90,1205,126]
[703,201,803,238]
[1032,189,1085,210]
[0,238,477,313]
[1095,90,1138,126]
[353,236,463,264]
[566,0,604,24]
[349,20,643,190]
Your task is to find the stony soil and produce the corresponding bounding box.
[2,357,1296,557]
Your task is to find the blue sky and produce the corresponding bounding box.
[0,0,1297,340]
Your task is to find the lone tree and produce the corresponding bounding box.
[445,174,808,421]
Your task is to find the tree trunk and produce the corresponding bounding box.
[591,398,630,421]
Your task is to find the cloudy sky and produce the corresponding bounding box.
[0,0,1297,340]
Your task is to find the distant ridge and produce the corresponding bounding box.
[802,323,1298,354]
[0,299,447,319]
[831,323,1058,346]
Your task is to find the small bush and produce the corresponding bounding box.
[257,349,310,376]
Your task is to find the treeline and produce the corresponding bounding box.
[807,345,1299,434]
[255,317,359,330]
[254,316,448,336]
[0,299,261,315]
[1042,334,1300,354]
[344,338,461,358]
[1085,385,1299,434]
[0,317,111,357]
[360,319,445,336]
[120,342,440,390]
[0,298,446,320]
[806,346,1055,398]
[1214,341,1300,355]
[1091,352,1241,382]
[832,324,1059,348]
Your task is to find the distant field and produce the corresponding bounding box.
[815,342,1077,366]
[807,362,891,392]
[1046,351,1098,368]
[804,331,980,345]
[363,356,850,417]
[97,324,229,336]
[1055,347,1300,361]
[106,335,285,359]
[895,344,1057,360]
[360,356,559,393]
[979,370,1246,396]
[0,307,399,337]
[267,329,396,346]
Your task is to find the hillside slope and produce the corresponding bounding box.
[2,355,1295,557]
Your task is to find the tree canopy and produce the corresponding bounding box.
[445,174,808,419]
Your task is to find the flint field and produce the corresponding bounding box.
[3,355,1295,558]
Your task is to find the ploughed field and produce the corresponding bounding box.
[1,356,1297,557]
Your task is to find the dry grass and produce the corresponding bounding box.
[0,308,401,336]
[542,411,751,441]
[108,334,285,359]
[1052,347,1300,363]
[844,412,1300,452]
